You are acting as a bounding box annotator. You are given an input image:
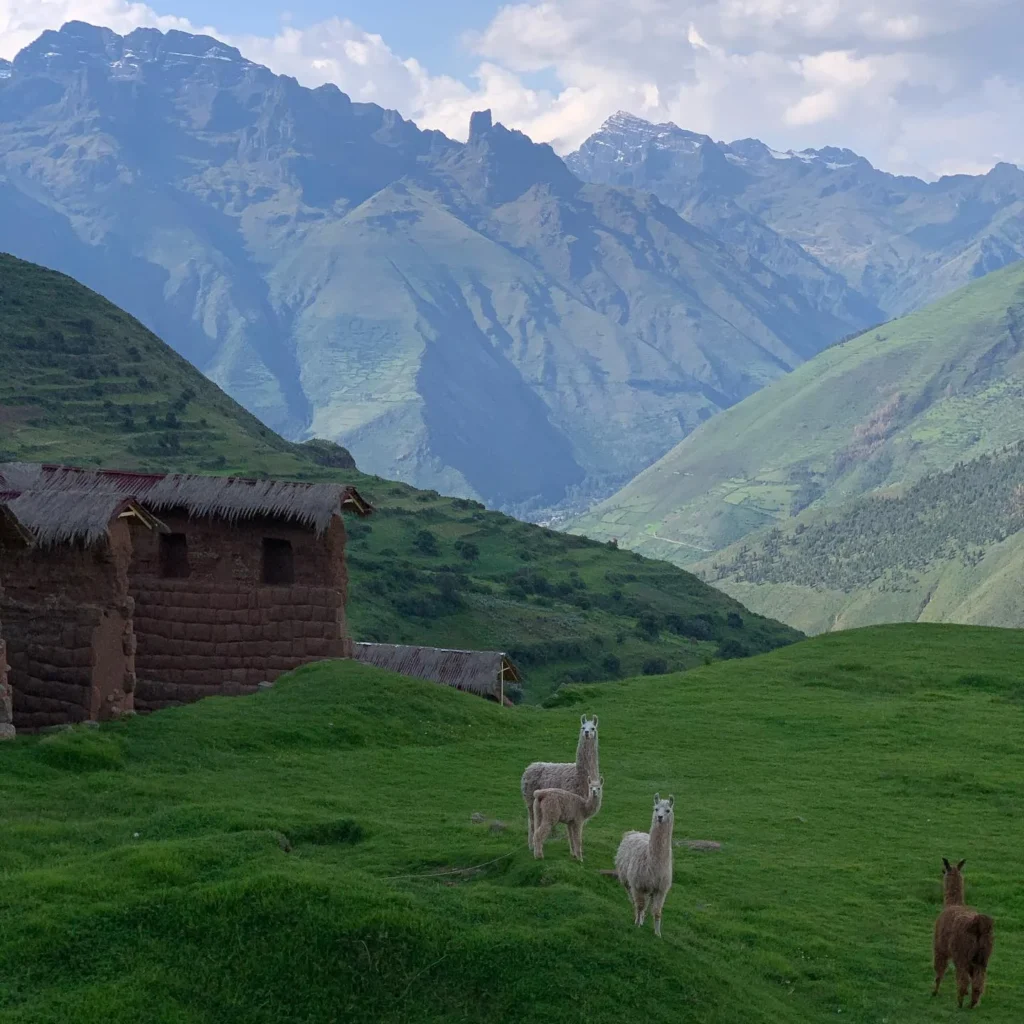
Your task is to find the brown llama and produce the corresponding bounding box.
[932,858,994,1009]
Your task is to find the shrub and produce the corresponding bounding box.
[642,658,669,676]
[601,654,622,677]
[636,613,660,641]
[412,530,440,556]
[458,542,480,562]
[727,611,744,629]
[716,639,750,660]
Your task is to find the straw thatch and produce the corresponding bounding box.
[2,490,147,548]
[0,463,372,537]
[353,642,520,701]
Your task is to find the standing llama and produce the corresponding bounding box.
[532,776,604,861]
[521,715,599,852]
[615,793,674,937]
[932,858,994,1009]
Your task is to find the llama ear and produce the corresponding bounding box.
[668,795,675,808]
[942,858,951,872]
[957,859,966,871]
[580,714,586,725]
[600,775,605,785]
[593,715,599,727]
[653,792,660,804]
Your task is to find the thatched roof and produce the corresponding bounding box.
[0,463,372,538]
[0,490,161,548]
[353,642,520,702]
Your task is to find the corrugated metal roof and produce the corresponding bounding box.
[353,642,520,701]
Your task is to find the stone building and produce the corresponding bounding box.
[0,463,371,731]
[0,503,30,738]
[0,486,159,730]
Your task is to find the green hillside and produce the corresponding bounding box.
[572,260,1024,570]
[0,253,799,696]
[0,252,356,476]
[698,443,1024,634]
[3,624,1023,1021]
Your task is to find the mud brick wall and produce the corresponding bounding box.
[0,521,136,730]
[0,581,13,740]
[130,512,350,712]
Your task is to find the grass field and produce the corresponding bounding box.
[3,623,1022,1022]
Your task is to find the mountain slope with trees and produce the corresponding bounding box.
[700,443,1024,633]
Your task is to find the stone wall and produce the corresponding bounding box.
[129,512,350,712]
[0,581,13,740]
[0,521,135,730]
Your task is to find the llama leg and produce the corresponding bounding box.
[955,964,970,1008]
[638,892,651,928]
[651,889,668,938]
[526,798,535,852]
[970,967,986,1008]
[932,950,948,996]
[568,822,582,861]
[627,886,643,926]
[532,818,550,859]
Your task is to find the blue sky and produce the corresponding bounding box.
[149,0,501,78]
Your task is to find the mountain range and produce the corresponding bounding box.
[572,260,1024,630]
[568,111,1024,318]
[3,23,1022,518]
[0,23,871,515]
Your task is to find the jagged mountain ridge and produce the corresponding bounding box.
[0,23,873,512]
[568,111,1024,316]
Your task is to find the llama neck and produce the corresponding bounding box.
[650,816,673,858]
[575,735,598,774]
[944,880,965,906]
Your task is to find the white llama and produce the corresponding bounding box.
[531,776,604,861]
[614,793,675,937]
[520,714,599,852]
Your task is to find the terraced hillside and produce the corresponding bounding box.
[0,252,354,476]
[2,624,1023,1021]
[0,252,799,696]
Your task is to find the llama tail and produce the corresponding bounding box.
[969,914,995,966]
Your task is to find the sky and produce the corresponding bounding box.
[1,0,1022,179]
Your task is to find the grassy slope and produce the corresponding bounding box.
[340,483,799,701]
[572,259,1024,566]
[3,624,1024,1022]
[0,253,799,696]
[0,252,350,476]
[698,445,1024,634]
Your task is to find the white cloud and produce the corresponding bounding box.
[1,0,1022,176]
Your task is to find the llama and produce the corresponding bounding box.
[521,715,599,852]
[614,793,674,937]
[932,858,994,1009]
[531,776,604,861]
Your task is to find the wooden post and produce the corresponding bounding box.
[499,662,504,707]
